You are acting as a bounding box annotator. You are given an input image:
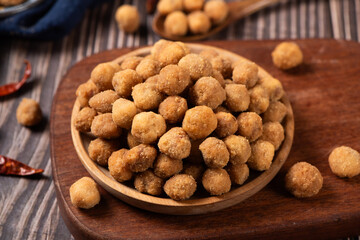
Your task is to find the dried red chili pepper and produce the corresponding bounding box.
[0,155,43,176]
[0,60,31,97]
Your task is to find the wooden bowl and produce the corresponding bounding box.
[71,44,294,215]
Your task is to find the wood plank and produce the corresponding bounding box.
[50,39,360,240]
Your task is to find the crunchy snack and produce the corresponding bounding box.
[204,0,229,25]
[258,77,284,101]
[16,98,42,127]
[227,163,249,185]
[74,107,97,132]
[178,54,212,81]
[190,76,226,109]
[182,106,217,140]
[121,56,143,70]
[164,11,188,36]
[248,85,269,114]
[131,112,166,144]
[225,84,250,112]
[76,80,99,108]
[158,96,188,124]
[127,131,141,149]
[247,140,275,171]
[89,90,119,113]
[328,146,360,178]
[154,153,183,178]
[70,177,100,209]
[134,170,164,196]
[108,149,133,182]
[224,135,251,165]
[91,63,120,91]
[215,112,238,138]
[202,168,231,195]
[157,0,183,15]
[182,163,204,182]
[263,101,287,123]
[151,40,186,67]
[272,42,303,70]
[115,5,140,33]
[136,59,161,80]
[164,174,197,200]
[237,112,263,142]
[188,11,211,35]
[88,138,119,166]
[183,0,204,12]
[91,113,122,139]
[259,122,285,150]
[199,137,229,168]
[232,61,258,88]
[157,64,190,95]
[112,98,137,129]
[125,144,157,172]
[112,69,143,98]
[158,127,191,160]
[132,83,163,110]
[285,162,323,198]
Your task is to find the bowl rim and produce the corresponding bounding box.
[71,43,294,214]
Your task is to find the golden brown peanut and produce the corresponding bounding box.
[188,11,211,35]
[135,58,161,80]
[247,140,275,171]
[232,61,258,88]
[145,74,160,85]
[199,49,218,59]
[158,127,191,160]
[164,11,188,36]
[183,0,204,12]
[225,84,250,112]
[199,137,229,168]
[131,112,166,144]
[125,144,157,172]
[76,80,99,108]
[16,98,42,127]
[211,69,225,87]
[74,107,97,132]
[224,135,251,165]
[258,77,284,101]
[211,55,232,79]
[328,146,360,178]
[108,149,133,182]
[227,163,249,185]
[182,106,217,140]
[115,5,140,33]
[259,122,285,150]
[70,177,100,209]
[127,131,141,149]
[91,113,122,139]
[158,96,188,124]
[190,76,226,109]
[237,112,263,142]
[272,42,303,70]
[157,0,183,15]
[248,85,270,114]
[204,0,229,25]
[88,138,119,166]
[176,41,191,55]
[182,163,204,182]
[157,64,190,95]
[132,83,163,110]
[121,56,143,70]
[134,170,164,196]
[164,174,197,200]
[215,112,238,138]
[112,98,137,129]
[112,69,143,98]
[154,154,183,178]
[263,101,287,123]
[285,162,323,198]
[151,40,186,67]
[202,168,231,196]
[91,63,119,91]
[88,90,119,113]
[213,106,230,113]
[178,54,212,81]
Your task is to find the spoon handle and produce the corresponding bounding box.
[228,0,283,21]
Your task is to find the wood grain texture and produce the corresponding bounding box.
[50,39,360,240]
[69,44,294,215]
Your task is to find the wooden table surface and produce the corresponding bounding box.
[1,0,360,239]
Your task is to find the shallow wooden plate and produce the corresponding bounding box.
[70,44,294,215]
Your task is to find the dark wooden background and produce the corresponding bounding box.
[1,0,360,239]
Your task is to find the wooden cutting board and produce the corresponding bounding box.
[50,39,360,240]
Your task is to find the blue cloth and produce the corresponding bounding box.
[0,0,107,40]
